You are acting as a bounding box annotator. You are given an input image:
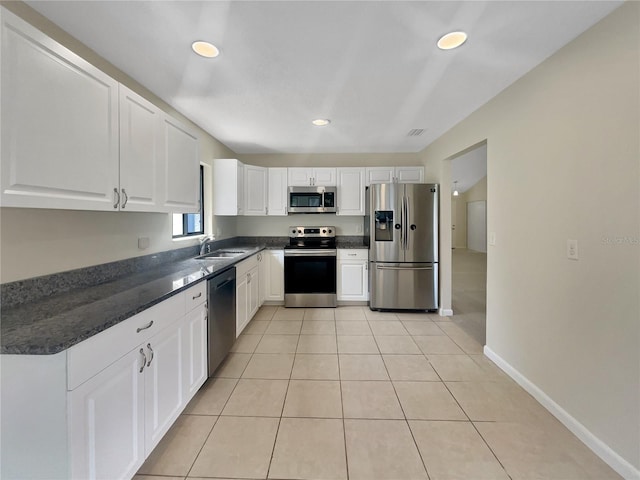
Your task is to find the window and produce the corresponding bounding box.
[173,165,204,238]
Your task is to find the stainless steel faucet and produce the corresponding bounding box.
[199,234,216,255]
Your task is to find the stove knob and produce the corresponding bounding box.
[322,229,326,234]
[291,229,296,234]
[298,229,303,234]
[328,229,332,234]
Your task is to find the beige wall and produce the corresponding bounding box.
[453,176,487,248]
[0,2,237,283]
[420,3,639,475]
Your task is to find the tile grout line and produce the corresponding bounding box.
[183,313,272,479]
[375,327,433,480]
[264,312,301,480]
[337,330,351,480]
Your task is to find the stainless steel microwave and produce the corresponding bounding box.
[288,186,337,213]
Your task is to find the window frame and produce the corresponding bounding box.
[172,164,204,238]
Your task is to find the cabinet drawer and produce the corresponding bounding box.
[185,282,207,312]
[338,249,369,261]
[235,254,259,277]
[67,292,185,390]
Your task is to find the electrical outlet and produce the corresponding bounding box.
[567,239,578,260]
[356,224,363,234]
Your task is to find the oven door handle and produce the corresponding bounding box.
[284,249,337,257]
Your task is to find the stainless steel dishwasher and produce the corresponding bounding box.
[207,267,236,376]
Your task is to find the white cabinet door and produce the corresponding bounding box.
[119,85,162,212]
[182,304,208,401]
[313,168,337,186]
[213,159,244,215]
[248,265,260,319]
[236,272,249,337]
[260,250,284,302]
[161,114,200,213]
[267,168,288,215]
[396,166,424,183]
[244,165,267,215]
[1,9,119,211]
[337,168,365,216]
[365,167,395,186]
[144,322,184,455]
[69,347,145,480]
[337,250,369,301]
[288,168,314,186]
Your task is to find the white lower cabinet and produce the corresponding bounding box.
[2,284,208,480]
[235,254,260,336]
[69,346,145,480]
[260,250,284,302]
[337,249,369,302]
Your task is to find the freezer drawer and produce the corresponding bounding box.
[369,262,438,310]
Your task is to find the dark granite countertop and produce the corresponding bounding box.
[1,246,264,355]
[1,235,368,355]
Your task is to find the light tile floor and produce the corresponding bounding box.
[135,305,621,480]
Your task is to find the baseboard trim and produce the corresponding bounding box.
[483,346,640,480]
[439,308,453,316]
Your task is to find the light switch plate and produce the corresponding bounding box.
[567,239,578,260]
[488,232,496,246]
[138,237,150,250]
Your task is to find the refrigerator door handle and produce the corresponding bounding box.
[404,195,410,251]
[376,265,434,270]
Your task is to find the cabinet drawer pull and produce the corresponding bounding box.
[146,343,154,367]
[192,292,202,300]
[136,320,154,333]
[139,348,147,373]
[121,188,128,208]
[113,188,120,209]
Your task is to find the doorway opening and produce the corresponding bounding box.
[450,143,487,345]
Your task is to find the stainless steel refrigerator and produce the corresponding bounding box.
[365,183,439,310]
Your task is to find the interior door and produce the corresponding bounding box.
[404,184,439,263]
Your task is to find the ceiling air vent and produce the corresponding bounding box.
[407,128,425,137]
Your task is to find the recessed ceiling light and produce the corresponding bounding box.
[312,119,331,126]
[191,41,220,58]
[437,31,468,50]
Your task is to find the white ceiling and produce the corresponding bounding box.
[27,1,621,155]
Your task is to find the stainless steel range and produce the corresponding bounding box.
[284,226,337,308]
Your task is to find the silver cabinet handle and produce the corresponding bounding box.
[136,320,154,333]
[192,292,202,300]
[113,188,120,209]
[146,343,154,367]
[121,188,128,208]
[139,348,147,373]
[247,273,251,283]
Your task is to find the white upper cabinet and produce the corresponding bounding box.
[337,167,366,216]
[395,166,424,183]
[288,167,337,186]
[267,168,288,216]
[0,9,201,213]
[244,165,268,216]
[119,85,162,212]
[160,114,200,213]
[213,159,245,215]
[365,166,424,185]
[0,9,119,211]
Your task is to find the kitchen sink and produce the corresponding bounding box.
[196,250,246,260]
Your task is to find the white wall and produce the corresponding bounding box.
[0,2,237,283]
[420,3,639,476]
